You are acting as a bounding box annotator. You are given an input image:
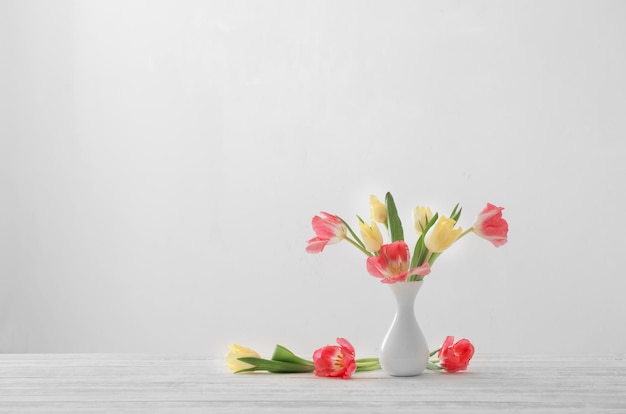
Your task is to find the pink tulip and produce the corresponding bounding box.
[306,212,347,253]
[472,203,508,247]
[312,338,356,379]
[437,336,475,372]
[366,241,430,283]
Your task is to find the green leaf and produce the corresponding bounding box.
[450,203,459,218]
[271,345,314,366]
[450,203,462,222]
[385,192,404,242]
[235,357,315,374]
[410,212,438,268]
[427,362,444,371]
[410,235,426,268]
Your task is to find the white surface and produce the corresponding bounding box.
[1,1,625,355]
[1,354,625,413]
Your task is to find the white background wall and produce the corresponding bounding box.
[1,0,625,358]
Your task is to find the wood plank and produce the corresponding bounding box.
[0,354,624,413]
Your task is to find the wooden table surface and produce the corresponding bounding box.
[1,353,625,413]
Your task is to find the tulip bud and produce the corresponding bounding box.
[412,206,433,235]
[437,336,475,373]
[225,344,261,372]
[359,221,383,253]
[369,195,387,224]
[472,203,508,247]
[424,216,462,253]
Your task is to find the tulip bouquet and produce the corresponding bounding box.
[306,192,508,283]
[227,192,507,379]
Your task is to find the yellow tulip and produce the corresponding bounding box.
[359,221,383,253]
[424,216,462,253]
[412,206,433,235]
[225,344,261,372]
[369,195,387,224]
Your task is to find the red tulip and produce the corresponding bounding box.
[312,338,356,379]
[472,203,508,247]
[437,336,475,373]
[366,241,430,283]
[306,212,347,253]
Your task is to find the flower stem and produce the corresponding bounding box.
[427,252,441,266]
[339,217,371,256]
[427,362,444,371]
[355,358,381,372]
[345,235,373,257]
[406,274,424,282]
[458,227,473,239]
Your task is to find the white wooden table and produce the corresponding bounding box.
[1,354,625,413]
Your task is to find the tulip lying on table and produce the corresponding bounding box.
[226,337,474,379]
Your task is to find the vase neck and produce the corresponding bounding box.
[388,281,423,306]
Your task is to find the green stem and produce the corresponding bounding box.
[356,363,381,372]
[427,252,441,266]
[406,274,424,282]
[355,358,381,372]
[458,227,473,240]
[339,217,371,256]
[427,362,444,371]
[345,236,373,257]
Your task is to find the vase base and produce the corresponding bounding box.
[386,372,424,377]
[381,368,426,377]
[380,356,427,377]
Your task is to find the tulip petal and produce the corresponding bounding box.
[306,237,329,253]
[366,255,388,279]
[336,337,355,355]
[407,262,431,278]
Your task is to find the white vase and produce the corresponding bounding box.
[379,280,429,376]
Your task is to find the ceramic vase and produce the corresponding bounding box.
[379,280,429,376]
